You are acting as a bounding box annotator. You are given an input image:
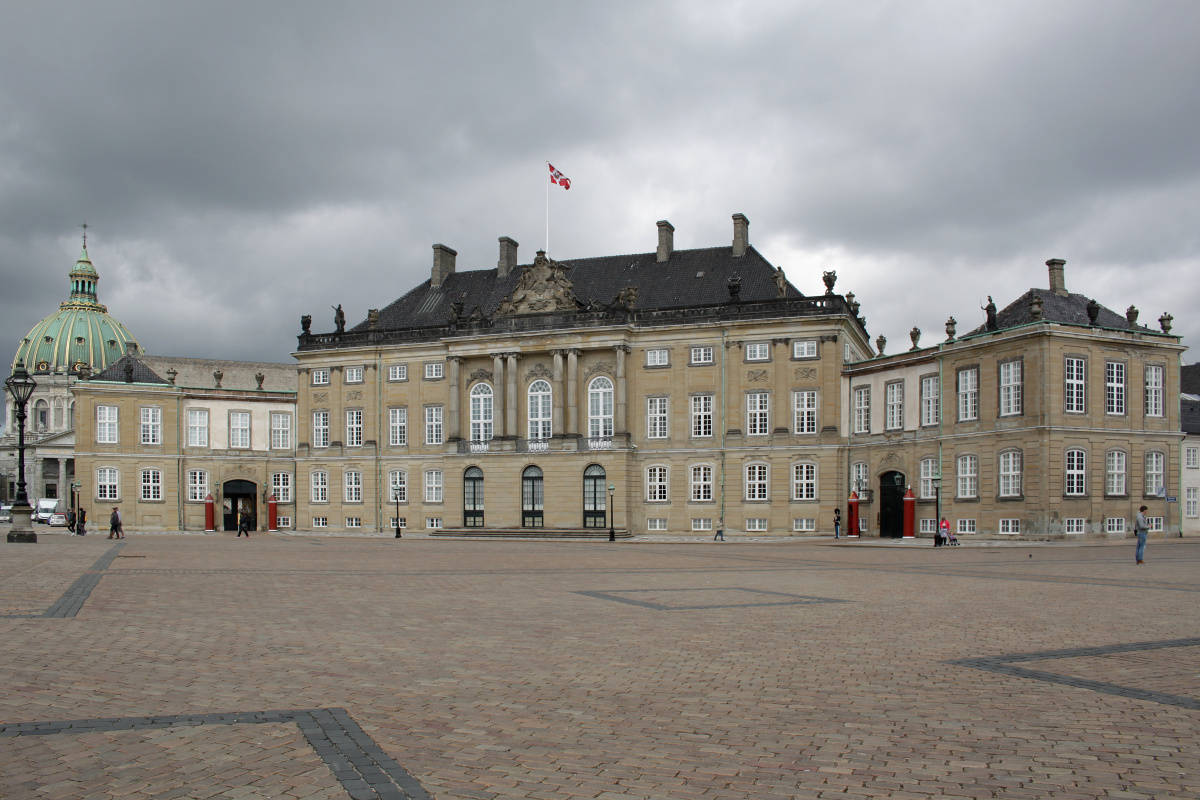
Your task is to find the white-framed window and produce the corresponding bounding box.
[1106,450,1127,495]
[792,463,817,500]
[345,366,363,384]
[388,364,407,382]
[1065,358,1086,413]
[270,413,291,449]
[957,454,978,499]
[1186,487,1198,518]
[691,518,713,531]
[794,518,816,531]
[229,411,250,449]
[646,518,668,531]
[426,517,443,530]
[97,405,119,444]
[646,466,669,502]
[793,391,817,434]
[745,343,770,361]
[140,407,162,445]
[277,516,292,529]
[919,458,938,500]
[312,411,330,448]
[999,361,1022,417]
[346,409,363,447]
[187,469,208,502]
[424,362,443,380]
[919,519,938,534]
[272,472,291,503]
[745,518,768,531]
[1145,365,1164,417]
[853,387,870,434]
[691,395,713,438]
[1065,518,1086,534]
[97,467,119,500]
[528,380,552,440]
[390,517,407,530]
[589,377,614,438]
[344,471,362,502]
[1065,449,1087,496]
[1106,517,1126,534]
[885,382,903,430]
[851,461,868,494]
[312,369,329,386]
[999,519,1021,535]
[647,397,669,439]
[425,406,444,445]
[346,517,362,528]
[999,450,1022,497]
[469,383,494,441]
[389,408,407,446]
[389,470,407,503]
[311,471,328,503]
[859,518,868,532]
[957,368,978,421]
[844,343,852,363]
[187,409,208,447]
[1145,452,1165,496]
[424,470,443,503]
[690,346,713,365]
[313,516,328,528]
[746,392,770,436]
[957,519,976,534]
[1187,446,1199,469]
[745,463,769,500]
[140,468,162,501]
[921,376,939,426]
[1106,361,1126,415]
[690,465,713,501]
[1147,516,1164,532]
[646,349,669,366]
[793,340,817,359]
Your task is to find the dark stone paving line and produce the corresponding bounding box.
[849,563,1200,593]
[574,587,849,611]
[0,707,430,800]
[0,543,126,619]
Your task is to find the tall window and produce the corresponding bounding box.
[140,407,162,445]
[957,454,978,499]
[999,361,1022,416]
[1188,446,1199,469]
[141,469,162,501]
[647,397,669,438]
[999,451,1022,497]
[389,408,407,446]
[345,410,363,447]
[425,469,443,503]
[957,368,978,421]
[271,413,291,449]
[97,406,118,443]
[853,388,870,433]
[425,406,444,445]
[463,467,484,527]
[312,411,330,448]
[1106,361,1126,415]
[646,466,669,501]
[851,462,868,494]
[921,376,939,426]
[528,380,552,440]
[1065,449,1087,496]
[690,465,713,501]
[747,393,770,435]
[1065,358,1086,413]
[311,471,328,503]
[97,468,119,500]
[344,471,362,502]
[272,472,292,503]
[583,465,606,528]
[792,463,816,500]
[1106,450,1127,495]
[691,395,713,437]
[1145,452,1165,496]
[389,471,406,503]
[588,377,614,438]
[188,470,208,502]
[229,412,250,448]
[1187,487,1198,518]
[794,391,817,434]
[1145,365,1164,417]
[745,464,769,500]
[187,409,208,447]
[469,383,494,441]
[919,458,938,500]
[522,466,544,527]
[885,382,903,429]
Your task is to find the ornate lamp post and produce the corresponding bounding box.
[6,361,38,543]
[608,482,616,541]
[393,486,402,538]
[932,474,942,541]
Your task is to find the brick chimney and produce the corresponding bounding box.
[431,244,457,288]
[1046,258,1067,297]
[656,220,674,262]
[732,213,749,257]
[497,237,519,278]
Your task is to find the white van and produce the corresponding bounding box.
[35,499,60,524]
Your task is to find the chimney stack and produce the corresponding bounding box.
[732,213,750,257]
[497,237,519,278]
[1046,258,1067,296]
[431,244,457,288]
[125,341,139,356]
[656,220,674,262]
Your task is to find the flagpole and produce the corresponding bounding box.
[545,162,550,255]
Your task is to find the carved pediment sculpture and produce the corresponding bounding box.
[526,363,553,381]
[495,250,579,316]
[469,368,493,383]
[612,286,638,310]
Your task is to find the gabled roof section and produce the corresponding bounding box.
[92,354,169,384]
[1181,363,1200,397]
[968,289,1156,337]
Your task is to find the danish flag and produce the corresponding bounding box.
[549,163,571,190]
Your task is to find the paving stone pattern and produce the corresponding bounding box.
[1,534,1199,799]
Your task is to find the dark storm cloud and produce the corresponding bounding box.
[1,0,1198,370]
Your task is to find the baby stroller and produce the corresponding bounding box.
[946,529,960,546]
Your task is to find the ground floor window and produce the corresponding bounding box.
[1147,516,1164,532]
[426,517,443,530]
[793,518,816,531]
[745,518,768,531]
[919,519,937,534]
[1064,518,1086,534]
[346,517,361,528]
[957,519,976,534]
[691,518,712,531]
[277,516,292,529]
[998,519,1020,534]
[313,517,328,528]
[646,518,667,530]
[1106,517,1126,534]
[188,470,208,502]
[390,517,407,529]
[1188,487,1198,518]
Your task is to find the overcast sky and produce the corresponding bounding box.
[3,1,1199,369]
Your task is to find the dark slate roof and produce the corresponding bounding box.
[92,354,169,384]
[351,245,801,333]
[1182,364,1200,397]
[968,288,1157,337]
[1182,399,1200,436]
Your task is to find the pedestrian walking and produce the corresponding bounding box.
[108,506,124,539]
[237,509,251,538]
[67,509,76,535]
[1134,505,1150,564]
[714,517,725,542]
[76,507,87,536]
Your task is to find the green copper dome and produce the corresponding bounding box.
[11,246,141,375]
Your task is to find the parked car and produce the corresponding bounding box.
[48,512,68,527]
[35,499,59,523]
[0,505,12,523]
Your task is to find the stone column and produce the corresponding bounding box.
[505,353,519,439]
[773,338,790,434]
[566,349,581,436]
[614,345,630,434]
[446,356,463,442]
[57,458,67,500]
[491,353,505,438]
[551,350,565,435]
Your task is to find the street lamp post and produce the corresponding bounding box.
[608,482,616,541]
[5,361,38,543]
[393,487,402,538]
[932,475,942,541]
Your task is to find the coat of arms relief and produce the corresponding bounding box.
[495,251,579,316]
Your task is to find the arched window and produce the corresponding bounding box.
[1065,449,1087,496]
[522,466,544,527]
[464,466,484,527]
[470,383,493,442]
[583,464,606,528]
[67,401,75,430]
[588,376,614,439]
[528,380,552,440]
[34,399,49,430]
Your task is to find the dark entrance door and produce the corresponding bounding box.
[463,467,484,527]
[222,479,257,532]
[522,466,544,527]
[582,464,606,527]
[879,471,906,538]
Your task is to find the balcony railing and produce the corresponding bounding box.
[468,440,489,454]
[587,437,613,451]
[526,439,549,452]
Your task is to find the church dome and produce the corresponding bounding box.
[11,245,141,376]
